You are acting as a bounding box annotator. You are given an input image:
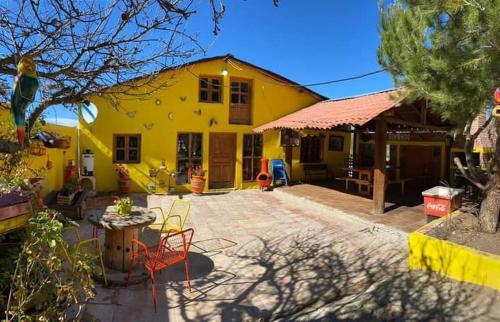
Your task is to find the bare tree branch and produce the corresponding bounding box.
[0,0,230,151]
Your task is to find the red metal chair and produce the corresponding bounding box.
[127,228,194,312]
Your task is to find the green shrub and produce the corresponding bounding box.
[4,210,95,321]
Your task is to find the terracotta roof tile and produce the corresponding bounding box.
[254,88,406,132]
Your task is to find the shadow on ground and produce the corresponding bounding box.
[167,230,499,322]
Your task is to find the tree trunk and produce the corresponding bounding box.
[478,179,500,233]
[478,119,500,233]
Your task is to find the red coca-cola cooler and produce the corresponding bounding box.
[422,186,464,221]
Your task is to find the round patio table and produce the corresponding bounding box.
[88,206,156,272]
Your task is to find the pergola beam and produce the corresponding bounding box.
[377,116,450,131]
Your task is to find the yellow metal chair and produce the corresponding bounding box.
[64,226,108,286]
[149,199,191,235]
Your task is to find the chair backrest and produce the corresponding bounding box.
[165,199,191,230]
[160,228,194,260]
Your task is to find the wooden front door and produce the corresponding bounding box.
[209,133,236,189]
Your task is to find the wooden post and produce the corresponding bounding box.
[373,119,387,214]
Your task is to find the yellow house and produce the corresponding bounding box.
[78,54,337,193]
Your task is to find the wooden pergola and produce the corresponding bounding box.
[254,89,452,214]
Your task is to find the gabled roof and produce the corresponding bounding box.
[253,88,406,132]
[101,54,327,100]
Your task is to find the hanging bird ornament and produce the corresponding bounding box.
[10,56,39,146]
[493,88,500,119]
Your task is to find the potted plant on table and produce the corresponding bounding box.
[189,166,206,194]
[116,164,131,194]
[114,197,133,216]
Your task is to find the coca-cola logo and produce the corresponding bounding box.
[426,203,446,212]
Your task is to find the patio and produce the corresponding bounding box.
[276,181,428,233]
[71,190,498,321]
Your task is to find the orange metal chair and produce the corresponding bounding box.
[127,228,194,312]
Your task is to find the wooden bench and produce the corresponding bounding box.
[339,177,372,195]
[385,177,417,194]
[303,163,330,181]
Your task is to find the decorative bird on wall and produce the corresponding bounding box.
[10,56,39,146]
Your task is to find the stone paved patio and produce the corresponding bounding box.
[75,190,499,321]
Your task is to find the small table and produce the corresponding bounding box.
[88,206,156,272]
[341,167,373,195]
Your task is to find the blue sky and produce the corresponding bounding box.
[45,1,394,125]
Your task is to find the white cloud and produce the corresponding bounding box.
[44,118,78,127]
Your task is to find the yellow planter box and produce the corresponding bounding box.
[408,213,500,291]
[0,213,31,235]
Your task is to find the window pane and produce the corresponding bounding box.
[191,134,202,157]
[240,82,249,93]
[231,94,239,104]
[176,160,189,184]
[240,94,248,104]
[243,159,253,181]
[200,90,208,101]
[116,136,125,148]
[200,78,208,89]
[211,79,219,87]
[128,149,138,161]
[254,135,263,156]
[177,134,189,158]
[211,91,220,102]
[243,135,253,157]
[116,149,125,161]
[129,136,138,148]
[253,157,260,179]
[230,82,239,92]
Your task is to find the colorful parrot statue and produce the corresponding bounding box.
[10,56,39,146]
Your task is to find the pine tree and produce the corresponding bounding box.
[378,0,500,232]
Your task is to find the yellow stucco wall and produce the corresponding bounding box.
[0,110,77,195]
[79,58,324,192]
[30,124,78,195]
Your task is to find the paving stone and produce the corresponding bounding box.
[75,188,500,321]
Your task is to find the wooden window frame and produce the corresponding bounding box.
[229,77,252,125]
[300,135,324,163]
[113,134,141,164]
[242,134,263,182]
[176,132,203,184]
[199,75,223,103]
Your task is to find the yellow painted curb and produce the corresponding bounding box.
[408,213,500,291]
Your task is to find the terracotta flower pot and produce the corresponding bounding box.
[118,176,131,193]
[190,176,205,194]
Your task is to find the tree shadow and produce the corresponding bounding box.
[171,229,499,321]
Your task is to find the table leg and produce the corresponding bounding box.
[104,228,138,272]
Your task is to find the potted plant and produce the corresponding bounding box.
[189,165,206,194]
[56,181,78,205]
[114,197,133,216]
[116,164,131,194]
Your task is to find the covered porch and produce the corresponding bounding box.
[255,89,456,214]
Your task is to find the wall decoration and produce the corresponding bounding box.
[328,135,344,151]
[193,108,202,115]
[167,112,174,120]
[179,96,187,102]
[143,123,154,130]
[155,99,161,105]
[209,118,218,127]
[127,111,136,118]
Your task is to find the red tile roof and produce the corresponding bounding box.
[254,88,406,132]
